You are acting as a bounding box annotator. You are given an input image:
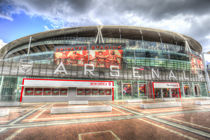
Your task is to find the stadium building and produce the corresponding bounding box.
[0,26,208,103]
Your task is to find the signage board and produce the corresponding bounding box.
[23,79,113,88]
[153,82,180,88]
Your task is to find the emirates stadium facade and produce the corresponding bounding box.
[0,26,208,102]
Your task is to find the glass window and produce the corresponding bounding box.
[145,51,151,57]
[99,89,105,95]
[60,89,67,96]
[105,89,111,95]
[52,88,60,96]
[25,88,34,96]
[125,51,134,57]
[77,89,85,96]
[171,88,179,98]
[34,88,42,96]
[135,52,145,57]
[92,89,98,95]
[43,88,51,96]
[85,89,92,96]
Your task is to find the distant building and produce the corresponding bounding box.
[0,26,208,102]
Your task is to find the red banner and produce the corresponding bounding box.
[54,49,123,68]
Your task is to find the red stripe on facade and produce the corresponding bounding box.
[112,81,114,101]
[152,82,155,99]
[20,78,25,102]
[178,83,181,98]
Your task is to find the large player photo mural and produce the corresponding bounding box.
[54,45,123,68]
[191,55,204,74]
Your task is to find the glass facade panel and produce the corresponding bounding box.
[0,35,207,102]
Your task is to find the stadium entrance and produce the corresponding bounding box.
[153,82,181,99]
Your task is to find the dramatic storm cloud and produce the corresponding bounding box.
[0,0,210,52]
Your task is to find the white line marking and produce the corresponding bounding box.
[138,118,197,140]
[4,104,47,140]
[161,116,210,130]
[0,128,7,133]
[9,104,46,125]
[113,107,127,114]
[31,109,47,122]
[111,104,143,115]
[26,113,129,121]
[147,116,210,138]
[5,128,24,140]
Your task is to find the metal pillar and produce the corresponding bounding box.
[27,36,32,57]
[0,76,4,101]
[202,53,210,96]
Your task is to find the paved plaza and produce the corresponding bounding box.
[0,99,210,140]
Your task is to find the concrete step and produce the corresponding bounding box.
[126,99,142,103]
[0,109,9,116]
[163,98,177,101]
[68,101,88,105]
[197,97,210,100]
[0,102,20,107]
[51,105,112,114]
[140,102,182,109]
[195,100,210,105]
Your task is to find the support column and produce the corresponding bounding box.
[202,53,210,96]
[0,76,4,101]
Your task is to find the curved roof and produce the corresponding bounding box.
[0,25,202,58]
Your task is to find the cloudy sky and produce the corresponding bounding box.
[0,0,210,60]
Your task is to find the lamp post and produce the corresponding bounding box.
[202,51,210,96]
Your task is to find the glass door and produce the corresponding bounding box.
[154,88,161,98]
[184,84,191,97]
[171,88,179,98]
[162,88,170,98]
[194,85,200,96]
[122,83,132,99]
[138,83,146,98]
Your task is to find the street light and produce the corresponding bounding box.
[202,51,210,96]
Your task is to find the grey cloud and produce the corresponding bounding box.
[111,0,210,20]
[0,0,210,51]
[13,0,94,15]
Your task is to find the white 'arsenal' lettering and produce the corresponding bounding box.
[54,62,201,81]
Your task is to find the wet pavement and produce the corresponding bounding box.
[0,99,210,140]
